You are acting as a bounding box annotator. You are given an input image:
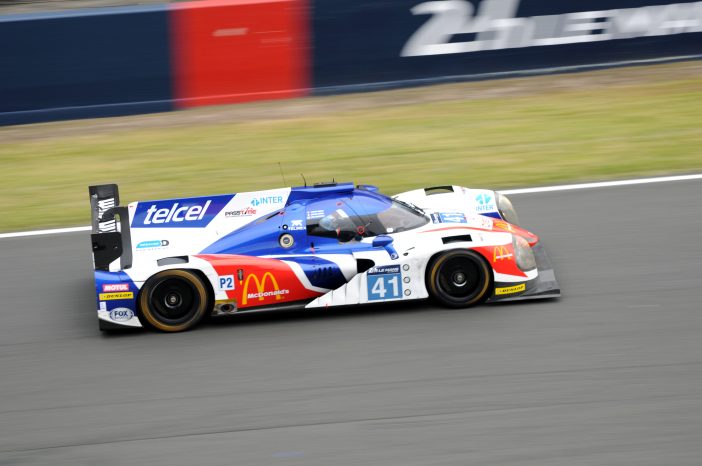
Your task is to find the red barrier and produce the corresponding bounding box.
[171,0,309,108]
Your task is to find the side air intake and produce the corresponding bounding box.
[442,234,472,244]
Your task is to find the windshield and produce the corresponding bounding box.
[307,193,428,242]
[374,200,428,233]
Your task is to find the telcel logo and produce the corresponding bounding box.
[242,272,289,305]
[132,195,232,228]
[251,196,283,207]
[144,201,211,225]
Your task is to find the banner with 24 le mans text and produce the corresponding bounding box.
[311,0,702,93]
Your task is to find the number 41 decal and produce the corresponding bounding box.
[367,266,403,301]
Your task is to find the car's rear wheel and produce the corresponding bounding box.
[426,250,492,308]
[138,270,209,332]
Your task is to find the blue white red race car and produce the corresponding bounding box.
[88,182,560,332]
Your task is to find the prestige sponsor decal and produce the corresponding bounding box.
[99,292,134,301]
[225,207,257,217]
[102,283,130,292]
[402,0,702,57]
[495,283,526,295]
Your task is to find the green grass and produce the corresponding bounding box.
[1,70,702,232]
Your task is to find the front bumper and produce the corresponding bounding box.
[488,242,561,302]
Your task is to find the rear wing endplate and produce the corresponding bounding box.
[88,184,132,271]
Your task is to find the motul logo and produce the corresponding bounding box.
[102,283,130,292]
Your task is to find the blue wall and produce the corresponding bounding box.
[1,0,702,125]
[312,0,702,93]
[0,6,173,125]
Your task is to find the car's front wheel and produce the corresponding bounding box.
[426,250,492,308]
[138,270,209,332]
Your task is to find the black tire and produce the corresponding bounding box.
[138,270,209,332]
[426,250,492,308]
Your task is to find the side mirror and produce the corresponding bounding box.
[372,235,393,248]
[372,235,398,260]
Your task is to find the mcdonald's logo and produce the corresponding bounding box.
[241,272,290,305]
[493,220,514,232]
[493,245,513,262]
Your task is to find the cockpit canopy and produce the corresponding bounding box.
[305,191,428,242]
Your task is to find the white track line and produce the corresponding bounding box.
[0,225,91,239]
[1,173,701,240]
[499,173,702,195]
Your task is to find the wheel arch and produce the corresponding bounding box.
[136,267,214,332]
[426,247,495,283]
[424,247,495,306]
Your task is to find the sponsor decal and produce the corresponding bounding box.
[242,272,289,305]
[495,283,526,296]
[441,212,467,223]
[493,220,514,232]
[402,0,702,57]
[431,212,468,223]
[102,283,130,292]
[367,265,403,300]
[218,275,235,291]
[307,209,325,220]
[132,195,232,228]
[99,301,107,312]
[475,193,495,212]
[136,239,169,249]
[225,207,257,217]
[99,292,134,301]
[431,212,467,224]
[368,265,401,275]
[289,219,305,231]
[493,245,513,261]
[109,307,134,322]
[279,233,295,248]
[251,195,284,207]
[97,198,117,233]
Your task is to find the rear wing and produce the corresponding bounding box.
[88,184,132,271]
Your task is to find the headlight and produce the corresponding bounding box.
[497,193,520,226]
[512,235,536,271]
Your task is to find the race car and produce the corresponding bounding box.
[88,182,560,332]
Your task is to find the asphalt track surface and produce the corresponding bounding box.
[1,180,701,465]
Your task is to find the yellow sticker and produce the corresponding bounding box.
[495,283,526,296]
[99,292,134,301]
